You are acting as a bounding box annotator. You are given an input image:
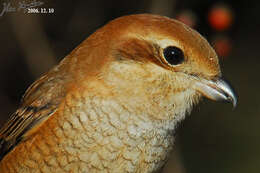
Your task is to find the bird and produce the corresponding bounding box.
[0,14,236,173]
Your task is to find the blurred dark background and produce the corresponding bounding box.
[0,0,259,172]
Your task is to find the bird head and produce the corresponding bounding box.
[72,14,236,121]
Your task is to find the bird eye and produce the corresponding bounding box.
[163,46,184,65]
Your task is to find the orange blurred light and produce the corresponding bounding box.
[208,4,233,31]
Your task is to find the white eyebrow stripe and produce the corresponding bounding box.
[154,38,182,49]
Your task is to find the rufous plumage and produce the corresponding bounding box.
[0,14,236,173]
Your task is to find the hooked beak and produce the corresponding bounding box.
[193,78,237,107]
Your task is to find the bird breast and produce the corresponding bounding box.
[1,88,178,173]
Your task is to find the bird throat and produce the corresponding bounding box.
[55,88,194,172]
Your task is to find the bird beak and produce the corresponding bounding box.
[193,78,237,107]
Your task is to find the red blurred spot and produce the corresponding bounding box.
[176,10,197,28]
[208,4,233,31]
[212,36,232,57]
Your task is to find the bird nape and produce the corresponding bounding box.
[0,14,236,173]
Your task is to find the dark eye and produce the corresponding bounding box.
[163,46,184,65]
